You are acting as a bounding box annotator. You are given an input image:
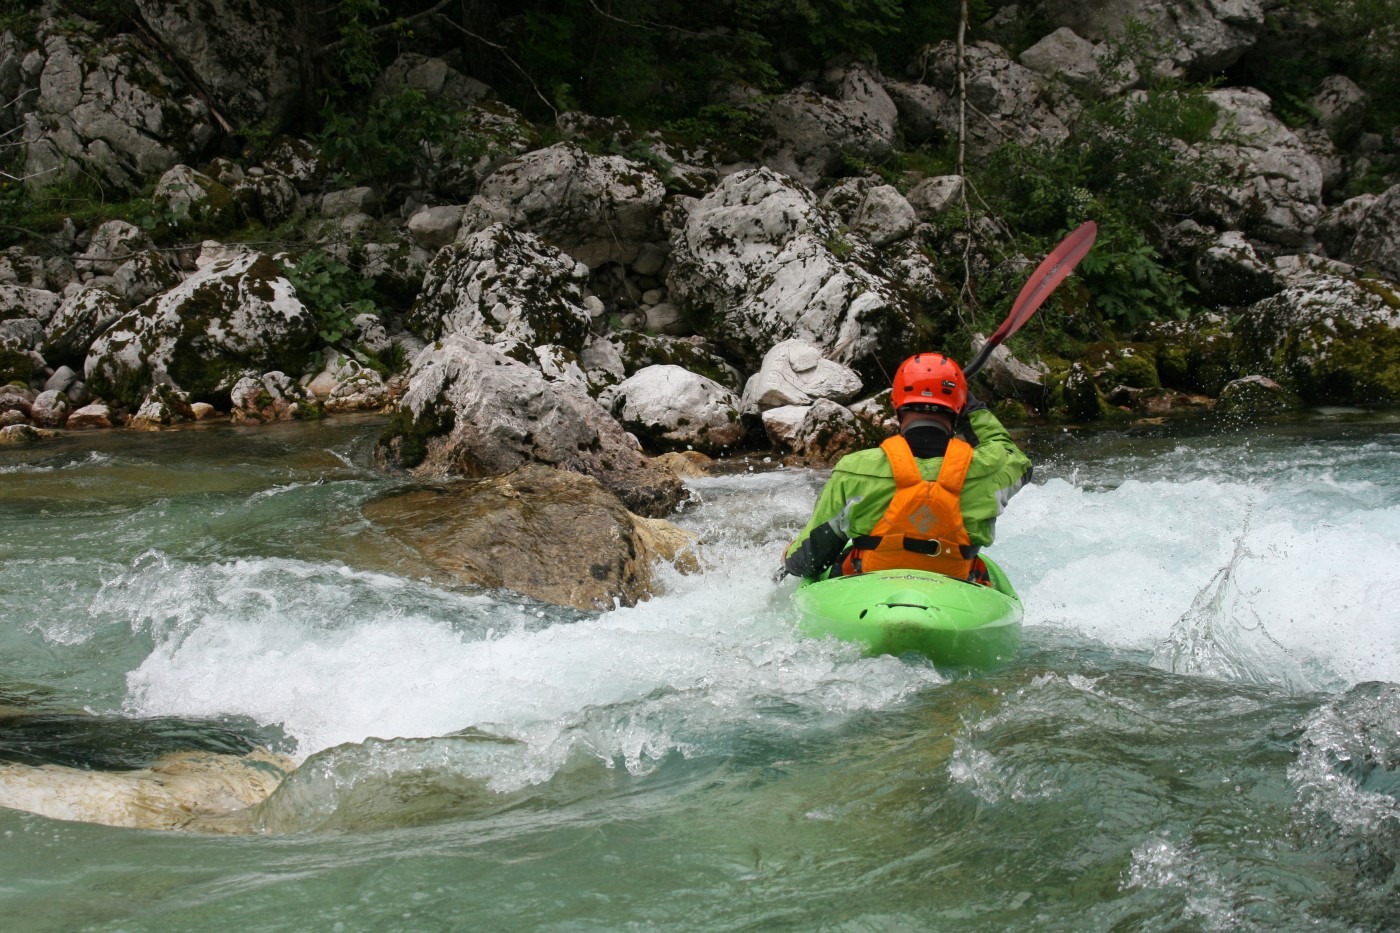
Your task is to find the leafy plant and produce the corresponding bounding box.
[317,85,491,188]
[277,251,378,345]
[1074,220,1195,327]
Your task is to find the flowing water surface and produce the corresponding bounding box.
[2,412,1399,931]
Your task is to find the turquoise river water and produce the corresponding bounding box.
[1,411,1398,931]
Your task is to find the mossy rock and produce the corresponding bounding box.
[1051,362,1113,422]
[0,349,32,385]
[1082,342,1160,389]
[1234,276,1400,404]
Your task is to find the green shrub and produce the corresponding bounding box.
[276,252,377,346]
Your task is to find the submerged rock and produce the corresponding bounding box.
[362,464,697,611]
[0,749,293,831]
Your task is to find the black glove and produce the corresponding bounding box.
[958,392,986,445]
[783,496,864,579]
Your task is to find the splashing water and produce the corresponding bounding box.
[0,415,1398,931]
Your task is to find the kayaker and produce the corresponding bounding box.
[782,352,1032,583]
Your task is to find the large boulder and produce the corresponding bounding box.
[1234,273,1400,403]
[362,465,697,612]
[1318,184,1400,281]
[761,63,899,187]
[460,143,666,268]
[43,286,128,365]
[906,41,1074,159]
[666,167,921,379]
[1194,88,1324,248]
[0,284,61,325]
[762,399,880,467]
[606,364,745,454]
[580,331,743,396]
[1191,230,1283,307]
[820,178,916,248]
[0,748,292,831]
[377,334,687,517]
[1018,27,1135,94]
[134,0,303,129]
[84,251,316,407]
[407,224,592,349]
[23,33,215,193]
[741,339,863,412]
[78,221,152,276]
[1038,0,1266,77]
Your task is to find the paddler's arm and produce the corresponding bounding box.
[781,477,865,579]
[960,406,1033,545]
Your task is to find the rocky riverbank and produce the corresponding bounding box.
[2,1,1399,607]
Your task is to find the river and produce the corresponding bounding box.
[1,411,1398,931]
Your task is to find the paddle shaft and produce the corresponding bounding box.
[963,220,1098,379]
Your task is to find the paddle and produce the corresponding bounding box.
[962,220,1098,379]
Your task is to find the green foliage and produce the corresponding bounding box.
[332,0,391,89]
[966,28,1219,330]
[1232,0,1400,134]
[663,105,768,162]
[823,230,856,259]
[276,252,378,345]
[1075,221,1195,327]
[317,86,489,187]
[0,0,37,37]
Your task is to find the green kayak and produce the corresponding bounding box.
[792,556,1023,669]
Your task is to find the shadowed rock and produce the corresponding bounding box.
[362,464,697,611]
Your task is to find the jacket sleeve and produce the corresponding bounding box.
[960,408,1032,545]
[783,471,856,577]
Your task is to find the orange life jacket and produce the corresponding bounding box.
[839,433,978,579]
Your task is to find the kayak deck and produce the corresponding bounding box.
[792,558,1022,669]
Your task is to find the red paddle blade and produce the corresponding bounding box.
[990,220,1098,343]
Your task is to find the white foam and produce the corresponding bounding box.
[119,548,939,776]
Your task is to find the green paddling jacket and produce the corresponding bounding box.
[784,408,1032,580]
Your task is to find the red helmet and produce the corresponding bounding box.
[891,353,967,413]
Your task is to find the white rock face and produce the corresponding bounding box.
[609,365,744,454]
[112,251,182,306]
[23,35,215,193]
[1196,88,1324,247]
[821,179,916,247]
[911,41,1075,158]
[1320,184,1400,281]
[409,224,592,350]
[1038,0,1265,76]
[388,334,687,516]
[761,398,870,466]
[79,221,152,275]
[407,205,464,250]
[29,389,68,428]
[761,63,899,187]
[0,284,61,324]
[134,0,304,128]
[461,143,667,268]
[85,252,314,402]
[1018,27,1132,92]
[667,167,919,374]
[742,339,863,412]
[44,286,126,364]
[1236,273,1400,401]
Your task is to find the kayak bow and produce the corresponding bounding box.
[792,555,1022,669]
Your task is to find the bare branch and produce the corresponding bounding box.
[581,0,716,38]
[322,0,454,54]
[433,15,559,123]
